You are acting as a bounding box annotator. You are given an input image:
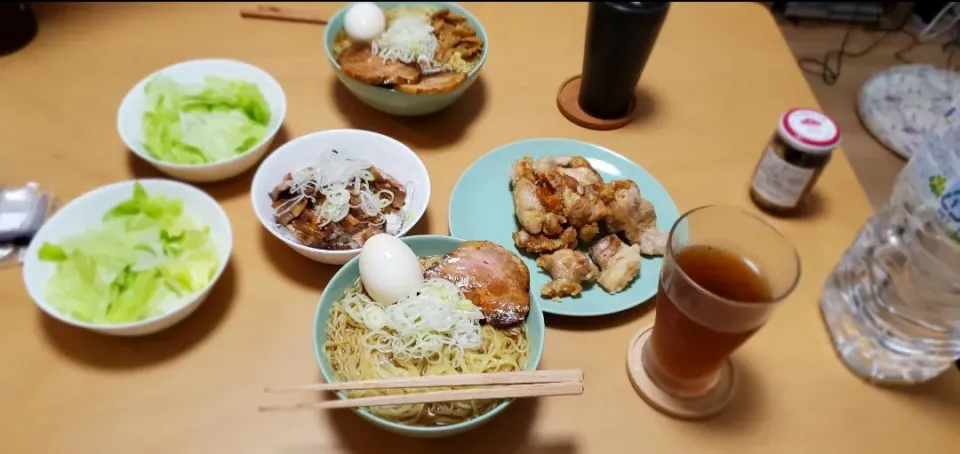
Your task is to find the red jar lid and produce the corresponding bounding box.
[778,108,841,153]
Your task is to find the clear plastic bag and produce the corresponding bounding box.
[0,182,55,267]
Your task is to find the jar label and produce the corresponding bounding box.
[751,147,815,208]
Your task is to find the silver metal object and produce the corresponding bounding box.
[0,182,53,266]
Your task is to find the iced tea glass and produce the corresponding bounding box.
[642,205,801,398]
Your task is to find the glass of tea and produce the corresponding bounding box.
[627,205,800,419]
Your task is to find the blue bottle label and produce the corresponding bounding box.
[936,179,960,242]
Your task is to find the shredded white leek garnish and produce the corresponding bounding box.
[271,150,410,230]
[342,278,484,361]
[371,15,450,74]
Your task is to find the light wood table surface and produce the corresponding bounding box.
[2,2,959,453]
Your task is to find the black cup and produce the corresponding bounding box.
[0,3,38,56]
[578,2,670,119]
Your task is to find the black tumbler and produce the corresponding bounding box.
[0,3,38,56]
[578,2,669,119]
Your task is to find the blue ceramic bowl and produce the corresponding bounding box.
[312,235,545,438]
[323,2,488,116]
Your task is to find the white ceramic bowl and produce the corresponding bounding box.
[117,59,287,183]
[251,129,431,265]
[22,179,234,336]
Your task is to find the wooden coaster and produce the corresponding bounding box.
[626,325,737,420]
[556,75,635,131]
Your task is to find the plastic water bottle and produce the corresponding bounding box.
[820,136,960,384]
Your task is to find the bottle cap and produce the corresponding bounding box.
[778,108,841,154]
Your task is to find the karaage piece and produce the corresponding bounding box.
[510,155,607,249]
[513,226,578,253]
[589,234,642,294]
[602,180,667,256]
[541,170,607,232]
[509,156,536,185]
[535,249,600,299]
[511,174,565,236]
[531,156,603,186]
[638,227,669,257]
[578,222,601,243]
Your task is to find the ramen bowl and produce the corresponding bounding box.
[312,235,545,437]
[323,2,488,117]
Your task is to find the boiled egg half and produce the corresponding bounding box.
[343,2,386,43]
[359,234,423,306]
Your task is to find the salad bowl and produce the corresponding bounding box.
[22,179,233,336]
[117,59,287,183]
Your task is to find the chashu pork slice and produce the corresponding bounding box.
[395,71,466,94]
[338,45,421,86]
[423,240,531,327]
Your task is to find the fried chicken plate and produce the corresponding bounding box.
[508,155,665,298]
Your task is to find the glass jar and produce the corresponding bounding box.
[749,108,840,214]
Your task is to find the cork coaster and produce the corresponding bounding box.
[556,75,635,131]
[626,325,737,420]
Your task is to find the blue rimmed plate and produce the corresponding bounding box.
[448,138,680,317]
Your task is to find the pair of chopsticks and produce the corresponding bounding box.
[259,369,583,412]
[239,4,328,25]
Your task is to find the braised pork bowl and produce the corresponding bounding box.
[250,129,431,265]
[324,2,488,116]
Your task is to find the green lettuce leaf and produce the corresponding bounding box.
[38,183,220,324]
[142,75,271,165]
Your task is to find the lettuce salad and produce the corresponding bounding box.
[38,183,220,324]
[142,75,272,165]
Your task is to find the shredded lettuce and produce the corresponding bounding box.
[37,183,220,324]
[142,75,272,165]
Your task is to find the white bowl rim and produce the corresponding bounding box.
[23,178,234,331]
[250,128,432,257]
[116,58,288,170]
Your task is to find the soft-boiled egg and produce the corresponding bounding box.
[344,2,386,43]
[359,234,423,306]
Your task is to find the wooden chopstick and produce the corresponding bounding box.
[264,369,583,393]
[259,382,583,412]
[239,4,328,25]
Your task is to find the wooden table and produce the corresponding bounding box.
[2,3,958,453]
